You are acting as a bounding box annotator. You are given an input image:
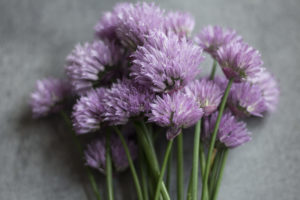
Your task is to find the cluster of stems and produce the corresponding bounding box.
[60,60,232,200]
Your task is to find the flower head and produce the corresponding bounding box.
[72,88,107,134]
[216,41,263,82]
[204,110,251,148]
[103,79,155,125]
[85,135,137,173]
[94,3,128,41]
[250,68,279,112]
[195,25,242,58]
[228,82,266,117]
[30,78,71,118]
[184,79,223,116]
[66,40,122,95]
[115,2,165,49]
[164,11,195,38]
[149,91,203,140]
[131,31,204,93]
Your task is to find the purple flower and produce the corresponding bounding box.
[72,88,107,134]
[148,91,204,140]
[131,31,204,93]
[103,79,155,125]
[228,82,266,117]
[184,79,223,116]
[65,40,122,95]
[164,11,195,38]
[85,139,106,173]
[195,25,242,59]
[85,135,138,173]
[115,2,165,49]
[216,41,263,82]
[249,68,279,112]
[110,134,138,171]
[94,3,129,42]
[30,78,71,118]
[204,110,251,148]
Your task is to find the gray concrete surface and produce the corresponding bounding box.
[1,0,300,199]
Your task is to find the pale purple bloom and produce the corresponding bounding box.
[110,134,138,171]
[228,82,266,117]
[149,91,204,140]
[164,11,195,38]
[85,135,138,173]
[249,68,279,112]
[85,139,106,173]
[30,78,71,118]
[72,88,107,134]
[184,79,223,116]
[204,110,251,148]
[131,31,204,93]
[195,25,242,58]
[216,41,263,82]
[103,79,155,125]
[115,2,165,49]
[66,40,122,95]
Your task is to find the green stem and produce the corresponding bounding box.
[199,142,206,177]
[154,140,173,200]
[212,149,229,200]
[105,133,114,200]
[113,127,143,200]
[138,141,149,200]
[201,79,233,200]
[191,120,201,200]
[59,112,101,200]
[134,121,170,200]
[210,59,217,80]
[166,146,172,192]
[177,133,184,200]
[208,150,222,197]
[187,169,193,200]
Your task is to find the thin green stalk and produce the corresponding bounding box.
[199,143,206,177]
[113,127,143,200]
[134,121,170,200]
[154,140,173,200]
[177,133,184,200]
[105,133,114,200]
[201,79,233,200]
[59,112,101,200]
[191,120,201,200]
[212,149,229,200]
[186,169,193,200]
[138,142,149,200]
[166,146,172,192]
[210,59,217,80]
[208,150,223,197]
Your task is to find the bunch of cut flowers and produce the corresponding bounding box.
[30,2,279,200]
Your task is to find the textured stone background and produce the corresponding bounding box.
[0,0,300,199]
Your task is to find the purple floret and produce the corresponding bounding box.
[195,25,242,59]
[65,40,122,95]
[115,2,165,49]
[30,78,72,118]
[249,68,279,112]
[228,82,266,117]
[216,41,263,82]
[103,79,155,125]
[85,135,138,173]
[131,31,204,93]
[164,11,195,38]
[72,88,107,134]
[204,110,251,148]
[184,79,223,116]
[148,91,203,140]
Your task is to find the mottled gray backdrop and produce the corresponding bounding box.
[0,0,300,199]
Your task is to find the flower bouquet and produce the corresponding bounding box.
[30,2,279,200]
